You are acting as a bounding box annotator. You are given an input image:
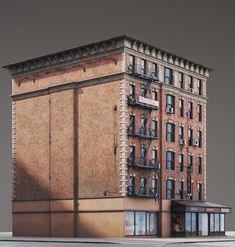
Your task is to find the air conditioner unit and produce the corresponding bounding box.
[193,139,199,146]
[179,139,186,145]
[166,106,174,114]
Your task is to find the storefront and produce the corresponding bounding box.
[171,200,231,237]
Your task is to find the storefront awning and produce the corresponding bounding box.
[171,200,231,213]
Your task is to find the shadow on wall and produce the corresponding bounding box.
[13,158,120,237]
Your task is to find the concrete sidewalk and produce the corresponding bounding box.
[0,232,235,244]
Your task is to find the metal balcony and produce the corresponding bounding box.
[127,186,159,198]
[128,95,159,110]
[126,64,159,82]
[128,127,158,140]
[127,158,159,170]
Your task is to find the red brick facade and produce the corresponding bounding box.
[5,36,224,238]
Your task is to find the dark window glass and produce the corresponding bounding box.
[166,179,175,199]
[140,116,147,135]
[129,55,135,72]
[128,114,135,135]
[141,86,147,97]
[166,151,175,170]
[179,99,184,117]
[151,120,158,137]
[140,145,147,166]
[130,83,135,98]
[198,130,202,148]
[129,176,135,195]
[151,149,158,167]
[179,72,184,89]
[188,128,193,146]
[197,79,202,95]
[188,76,193,91]
[198,156,202,174]
[179,153,184,172]
[188,154,193,167]
[128,145,135,166]
[179,126,184,140]
[166,123,175,142]
[197,183,202,200]
[198,104,202,122]
[189,102,193,119]
[151,176,158,195]
[166,95,175,113]
[178,181,184,199]
[141,59,146,76]
[150,63,157,78]
[152,90,158,101]
[140,177,147,195]
[164,67,173,84]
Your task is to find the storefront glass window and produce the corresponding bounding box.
[125,212,134,236]
[199,213,208,236]
[215,214,220,232]
[147,212,157,235]
[185,213,191,232]
[192,213,197,233]
[172,213,184,233]
[135,212,146,235]
[220,214,225,232]
[210,214,215,232]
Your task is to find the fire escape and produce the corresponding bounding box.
[126,62,160,199]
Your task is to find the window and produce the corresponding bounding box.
[141,59,146,76]
[128,114,135,135]
[198,213,208,236]
[140,116,147,135]
[188,76,193,92]
[140,144,147,166]
[150,63,157,78]
[151,148,158,167]
[129,176,135,195]
[141,85,147,97]
[188,154,193,167]
[198,156,202,174]
[197,183,202,200]
[166,151,175,170]
[129,55,135,72]
[198,130,202,148]
[166,123,175,142]
[197,79,202,95]
[128,145,135,166]
[140,176,147,195]
[125,211,157,236]
[179,98,184,117]
[125,212,135,235]
[152,90,158,101]
[185,213,197,234]
[164,67,173,84]
[178,72,184,89]
[189,101,193,119]
[198,104,202,122]
[179,181,184,199]
[179,153,184,172]
[179,126,184,140]
[220,214,225,232]
[188,128,193,146]
[166,94,175,112]
[151,176,158,195]
[166,179,175,199]
[130,83,135,98]
[151,119,158,138]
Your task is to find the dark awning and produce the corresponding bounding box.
[171,200,231,213]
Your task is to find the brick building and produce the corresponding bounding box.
[3,36,231,237]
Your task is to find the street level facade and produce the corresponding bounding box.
[3,36,231,238]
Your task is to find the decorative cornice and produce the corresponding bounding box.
[3,35,211,78]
